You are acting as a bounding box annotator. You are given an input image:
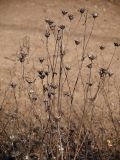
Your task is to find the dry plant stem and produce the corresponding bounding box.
[57,30,64,114]
[114,80,120,117]
[53,35,61,77]
[101,85,119,137]
[12,88,18,108]
[52,30,59,69]
[70,13,82,39]
[78,13,88,94]
[57,121,64,160]
[85,61,92,99]
[83,18,95,54]
[46,37,53,72]
[73,70,92,159]
[107,46,116,70]
[79,16,95,95]
[72,11,88,100]
[99,50,105,67]
[0,119,10,139]
[0,85,10,110]
[61,70,68,88]
[73,12,96,100]
[65,13,96,158]
[64,21,72,51]
[65,13,82,51]
[22,62,25,80]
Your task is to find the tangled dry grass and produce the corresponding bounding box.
[0,8,120,160]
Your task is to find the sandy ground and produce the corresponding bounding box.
[0,0,120,86]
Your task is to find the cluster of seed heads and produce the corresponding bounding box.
[50,83,58,90]
[43,83,57,93]
[99,68,113,78]
[62,10,74,21]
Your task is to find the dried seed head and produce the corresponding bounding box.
[25,77,36,84]
[87,63,92,69]
[53,71,57,75]
[44,99,49,111]
[57,34,61,40]
[10,82,17,89]
[50,24,56,30]
[44,99,48,105]
[45,31,50,38]
[107,139,112,147]
[63,91,70,97]
[45,19,54,25]
[100,45,105,50]
[61,50,66,56]
[86,82,93,86]
[68,14,74,21]
[65,65,71,71]
[38,70,46,79]
[29,89,37,101]
[61,10,68,16]
[48,91,55,98]
[79,8,85,14]
[75,40,80,45]
[114,42,120,47]
[108,71,114,77]
[50,83,57,90]
[43,84,48,92]
[31,94,37,101]
[10,135,16,140]
[92,12,98,19]
[39,57,44,63]
[29,89,34,94]
[44,70,49,76]
[55,116,61,122]
[59,25,65,30]
[50,91,56,96]
[25,155,29,160]
[18,48,27,63]
[99,68,108,77]
[88,54,96,61]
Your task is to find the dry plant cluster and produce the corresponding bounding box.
[0,8,120,160]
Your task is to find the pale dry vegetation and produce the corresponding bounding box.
[0,8,120,160]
